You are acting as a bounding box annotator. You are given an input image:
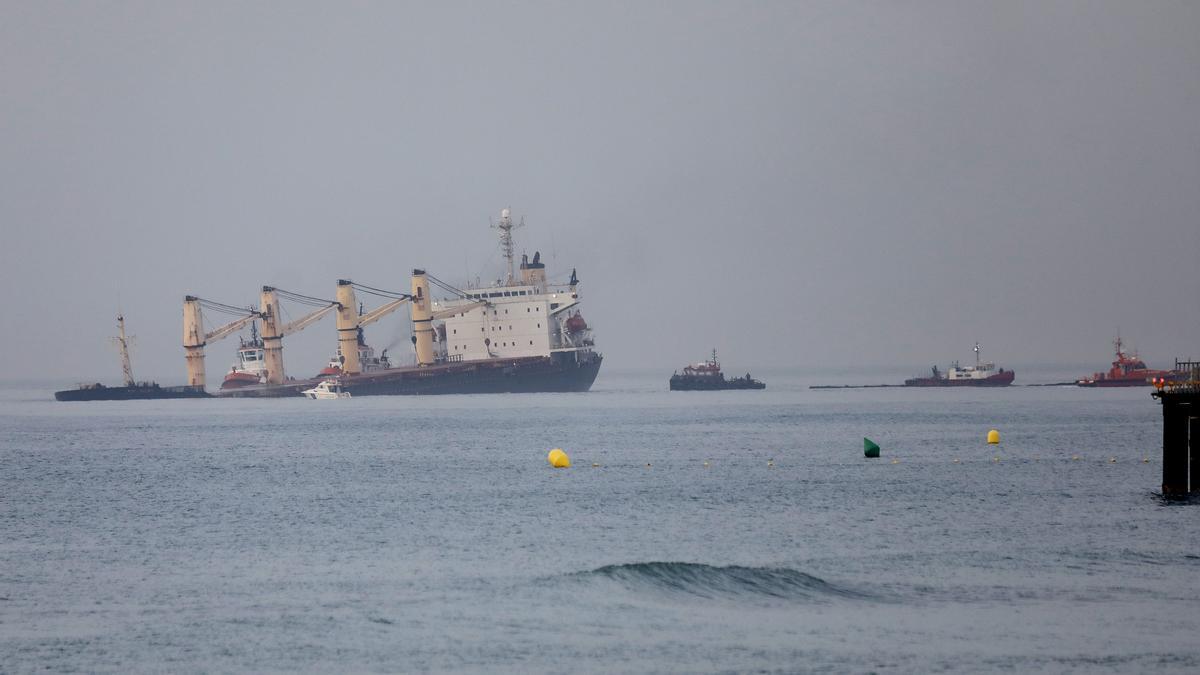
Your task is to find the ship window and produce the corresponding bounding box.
[537,323,541,328]
[505,309,508,314]
[529,340,533,345]
[509,326,512,330]
[481,327,485,332]
[453,329,456,334]
[551,303,559,310]
[527,308,530,312]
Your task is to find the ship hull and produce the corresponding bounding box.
[55,384,212,401]
[217,351,602,398]
[669,376,765,391]
[220,373,263,390]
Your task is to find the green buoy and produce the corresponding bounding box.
[864,437,880,458]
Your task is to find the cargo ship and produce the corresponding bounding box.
[904,343,1014,387]
[212,208,602,397]
[55,315,211,401]
[669,349,765,391]
[1077,336,1173,387]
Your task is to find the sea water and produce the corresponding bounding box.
[2,370,1198,673]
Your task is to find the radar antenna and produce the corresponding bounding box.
[974,341,981,368]
[491,207,524,285]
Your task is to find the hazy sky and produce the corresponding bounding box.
[2,1,1197,383]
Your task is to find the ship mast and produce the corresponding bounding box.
[113,314,134,386]
[492,207,524,285]
[974,341,981,368]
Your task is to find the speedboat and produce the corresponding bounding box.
[302,379,351,399]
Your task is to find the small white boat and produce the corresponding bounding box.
[302,379,351,399]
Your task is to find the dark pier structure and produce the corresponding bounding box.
[1153,360,1200,496]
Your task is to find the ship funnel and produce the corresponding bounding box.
[519,249,547,288]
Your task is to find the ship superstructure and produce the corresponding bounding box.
[430,253,594,365]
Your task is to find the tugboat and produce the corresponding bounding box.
[220,322,267,390]
[315,327,392,378]
[1077,335,1173,387]
[55,315,211,401]
[904,343,1015,387]
[669,349,765,391]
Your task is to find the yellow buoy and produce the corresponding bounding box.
[993,456,1000,462]
[952,458,960,463]
[891,459,899,464]
[591,462,600,467]
[987,429,1000,445]
[703,461,710,467]
[1143,458,1150,463]
[547,448,570,468]
[1108,457,1117,463]
[1072,455,1080,461]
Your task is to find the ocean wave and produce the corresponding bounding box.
[572,561,869,602]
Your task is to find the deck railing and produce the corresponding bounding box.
[1161,359,1200,393]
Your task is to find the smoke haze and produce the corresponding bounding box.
[2,1,1197,383]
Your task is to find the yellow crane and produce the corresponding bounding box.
[184,287,340,389]
[182,296,262,390]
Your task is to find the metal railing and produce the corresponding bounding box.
[1158,359,1200,394]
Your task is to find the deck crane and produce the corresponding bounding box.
[335,280,411,375]
[258,286,339,385]
[333,277,489,374]
[182,296,262,390]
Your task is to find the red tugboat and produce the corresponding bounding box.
[1077,336,1173,387]
[315,327,392,377]
[904,343,1015,387]
[220,323,267,390]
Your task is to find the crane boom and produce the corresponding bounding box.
[281,303,338,336]
[359,298,409,328]
[432,301,486,320]
[205,313,260,344]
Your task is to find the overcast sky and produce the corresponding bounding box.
[2,1,1197,384]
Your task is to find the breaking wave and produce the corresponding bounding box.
[573,561,869,602]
